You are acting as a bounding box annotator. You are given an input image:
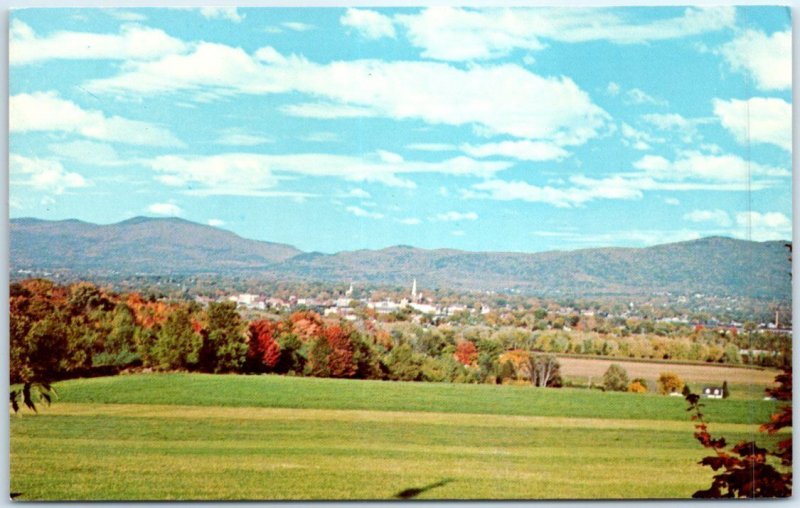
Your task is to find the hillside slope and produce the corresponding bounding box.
[10,217,791,298]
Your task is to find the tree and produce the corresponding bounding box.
[385,343,424,381]
[246,319,281,372]
[527,354,561,388]
[324,325,356,378]
[628,380,648,393]
[454,341,478,366]
[722,380,730,399]
[199,302,247,373]
[602,364,629,392]
[686,366,791,498]
[152,307,201,370]
[657,372,684,395]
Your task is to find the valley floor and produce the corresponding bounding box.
[9,373,785,500]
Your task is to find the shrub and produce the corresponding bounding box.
[603,363,629,392]
[657,372,684,395]
[628,380,648,393]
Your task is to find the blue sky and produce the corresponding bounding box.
[9,6,792,253]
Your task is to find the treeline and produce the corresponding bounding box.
[10,280,786,390]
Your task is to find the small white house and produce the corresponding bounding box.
[703,386,724,399]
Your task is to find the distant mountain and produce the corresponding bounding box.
[10,217,791,299]
[11,217,301,274]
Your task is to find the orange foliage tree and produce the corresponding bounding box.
[247,319,281,372]
[455,341,478,366]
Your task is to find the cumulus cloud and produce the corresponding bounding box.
[624,88,667,106]
[341,8,396,39]
[147,202,184,216]
[10,19,187,64]
[344,188,371,199]
[47,140,123,166]
[85,45,609,147]
[734,211,792,241]
[463,177,644,208]
[395,6,735,61]
[148,152,511,193]
[720,29,790,91]
[713,97,791,152]
[432,211,479,222]
[10,154,88,194]
[10,91,183,147]
[208,219,225,227]
[282,22,314,32]
[346,206,384,219]
[532,229,702,247]
[683,209,731,227]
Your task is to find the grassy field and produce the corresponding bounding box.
[10,373,786,500]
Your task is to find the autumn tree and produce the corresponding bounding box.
[324,324,356,378]
[246,319,281,373]
[657,372,684,395]
[686,366,791,498]
[454,341,478,366]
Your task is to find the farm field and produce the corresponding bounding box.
[10,373,784,500]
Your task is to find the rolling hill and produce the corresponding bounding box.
[10,217,791,298]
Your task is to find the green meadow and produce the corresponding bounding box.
[10,374,784,500]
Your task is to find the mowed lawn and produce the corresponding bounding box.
[10,374,785,500]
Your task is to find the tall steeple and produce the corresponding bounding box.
[412,278,417,302]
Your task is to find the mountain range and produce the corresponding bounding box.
[10,216,791,299]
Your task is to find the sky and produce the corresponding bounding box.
[8,6,793,254]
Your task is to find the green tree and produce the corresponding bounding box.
[602,364,629,392]
[200,302,247,372]
[152,307,201,370]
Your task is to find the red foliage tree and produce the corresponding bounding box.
[288,310,324,341]
[247,319,281,370]
[686,366,791,498]
[455,341,478,366]
[324,324,356,378]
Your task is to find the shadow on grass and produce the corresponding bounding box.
[393,478,454,499]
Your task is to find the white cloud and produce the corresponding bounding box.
[147,202,183,216]
[107,10,147,21]
[85,46,609,147]
[395,6,735,61]
[148,152,511,193]
[10,19,187,64]
[282,22,314,32]
[713,97,791,152]
[208,219,225,227]
[461,140,568,161]
[683,209,731,227]
[464,177,643,208]
[624,88,666,106]
[398,217,421,225]
[406,143,457,152]
[641,112,710,143]
[10,154,88,194]
[633,151,788,182]
[48,140,123,166]
[346,206,384,219]
[606,82,621,96]
[216,131,274,146]
[10,91,183,147]
[281,102,378,119]
[199,7,244,23]
[532,229,702,247]
[664,197,681,206]
[301,132,340,143]
[344,188,370,199]
[734,211,792,241]
[341,9,396,39]
[721,29,790,91]
[620,123,661,151]
[432,211,478,222]
[451,230,466,237]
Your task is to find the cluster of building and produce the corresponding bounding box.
[205,279,491,322]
